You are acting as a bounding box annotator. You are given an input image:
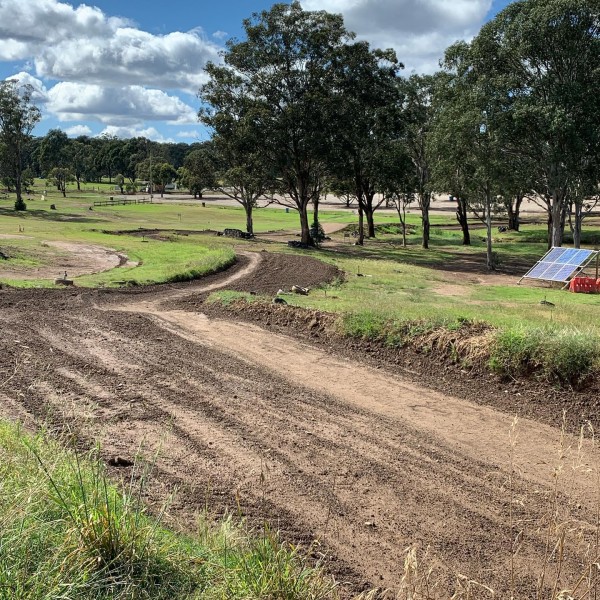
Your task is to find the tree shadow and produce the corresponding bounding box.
[0,207,103,224]
[322,236,537,277]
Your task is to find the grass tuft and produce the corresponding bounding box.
[0,420,337,600]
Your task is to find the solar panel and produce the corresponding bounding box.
[522,247,598,283]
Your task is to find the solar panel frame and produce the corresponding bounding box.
[522,247,598,283]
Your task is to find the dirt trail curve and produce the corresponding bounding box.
[0,251,598,596]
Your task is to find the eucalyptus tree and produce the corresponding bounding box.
[328,41,403,244]
[200,72,273,234]
[178,146,217,200]
[400,74,437,249]
[39,129,72,197]
[0,80,41,210]
[470,0,600,248]
[430,42,507,269]
[200,2,353,246]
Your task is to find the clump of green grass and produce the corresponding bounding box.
[489,325,600,386]
[0,420,337,600]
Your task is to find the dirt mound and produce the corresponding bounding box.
[165,251,341,313]
[227,251,341,295]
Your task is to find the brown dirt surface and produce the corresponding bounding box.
[0,240,131,281]
[0,251,599,597]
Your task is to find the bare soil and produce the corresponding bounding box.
[1,251,599,597]
[0,240,132,280]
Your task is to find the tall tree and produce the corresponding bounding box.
[39,129,72,197]
[400,74,437,249]
[201,2,352,246]
[329,42,403,245]
[430,41,508,268]
[0,80,41,210]
[470,0,600,248]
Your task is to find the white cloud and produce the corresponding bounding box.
[97,125,174,143]
[47,82,197,126]
[0,0,220,93]
[176,130,200,139]
[64,124,92,137]
[212,30,228,41]
[302,0,492,72]
[5,72,48,102]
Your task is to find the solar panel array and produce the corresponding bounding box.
[523,247,597,283]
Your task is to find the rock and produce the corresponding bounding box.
[55,278,74,286]
[273,297,287,305]
[291,285,309,295]
[309,318,319,329]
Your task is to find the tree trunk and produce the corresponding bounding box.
[357,205,364,246]
[485,191,494,270]
[507,194,523,231]
[299,203,312,246]
[312,194,319,229]
[550,190,567,248]
[571,202,583,249]
[420,192,431,249]
[456,197,470,245]
[76,177,81,191]
[366,209,375,238]
[245,202,254,235]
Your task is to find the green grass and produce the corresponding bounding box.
[0,419,336,600]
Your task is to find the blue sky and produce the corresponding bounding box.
[0,0,516,142]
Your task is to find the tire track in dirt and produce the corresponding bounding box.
[0,254,598,596]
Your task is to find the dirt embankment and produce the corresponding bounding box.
[0,251,599,597]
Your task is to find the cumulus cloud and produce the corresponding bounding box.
[64,124,92,137]
[302,0,492,72]
[47,83,197,126]
[5,72,49,102]
[0,0,220,93]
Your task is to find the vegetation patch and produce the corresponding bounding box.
[0,420,336,600]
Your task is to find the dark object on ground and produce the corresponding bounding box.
[540,299,555,307]
[55,278,74,286]
[498,226,507,232]
[0,250,8,260]
[223,228,253,239]
[287,241,310,249]
[108,456,134,467]
[50,204,56,210]
[272,297,287,305]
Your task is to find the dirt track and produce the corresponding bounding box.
[1,252,599,597]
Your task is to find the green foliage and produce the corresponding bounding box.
[489,326,600,386]
[0,80,41,207]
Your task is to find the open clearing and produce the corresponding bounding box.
[1,251,598,597]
